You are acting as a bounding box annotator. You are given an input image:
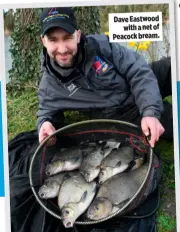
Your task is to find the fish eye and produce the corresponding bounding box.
[65,210,69,215]
[40,193,45,198]
[101,171,105,176]
[46,171,51,176]
[96,205,99,210]
[45,180,50,185]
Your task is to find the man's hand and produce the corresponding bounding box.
[39,121,56,145]
[141,117,165,148]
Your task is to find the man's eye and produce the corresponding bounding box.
[64,36,73,40]
[48,38,56,42]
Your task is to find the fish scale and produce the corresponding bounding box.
[38,172,67,199]
[58,172,97,228]
[45,146,83,176]
[99,146,145,183]
[86,163,149,220]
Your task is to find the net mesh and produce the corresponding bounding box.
[29,120,153,225]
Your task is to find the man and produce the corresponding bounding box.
[37,7,172,148]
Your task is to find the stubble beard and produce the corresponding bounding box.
[55,54,76,68]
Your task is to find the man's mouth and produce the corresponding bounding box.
[56,54,71,61]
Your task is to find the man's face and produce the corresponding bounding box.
[41,28,81,67]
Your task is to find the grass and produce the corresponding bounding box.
[156,139,176,232]
[157,214,176,232]
[7,89,176,231]
[7,90,38,140]
[7,89,90,141]
[154,97,176,232]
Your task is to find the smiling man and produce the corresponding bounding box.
[37,7,172,148]
[42,28,81,67]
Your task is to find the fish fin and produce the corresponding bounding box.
[101,146,113,157]
[133,158,145,170]
[69,156,81,163]
[106,140,121,148]
[115,161,122,168]
[98,141,107,148]
[80,191,87,203]
[124,160,136,172]
[116,198,131,209]
[103,146,110,151]
[115,142,121,149]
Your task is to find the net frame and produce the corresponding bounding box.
[29,119,153,225]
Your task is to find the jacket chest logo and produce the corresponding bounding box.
[67,83,76,92]
[66,83,80,97]
[92,56,108,76]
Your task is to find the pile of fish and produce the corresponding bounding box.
[38,139,147,228]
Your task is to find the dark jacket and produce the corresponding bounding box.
[36,34,164,132]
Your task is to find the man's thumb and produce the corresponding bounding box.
[46,123,55,135]
[141,119,149,136]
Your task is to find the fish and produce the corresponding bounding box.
[81,139,120,158]
[86,163,149,220]
[99,146,145,184]
[79,142,107,182]
[38,172,66,199]
[80,141,98,155]
[45,146,83,176]
[103,139,121,157]
[58,172,97,228]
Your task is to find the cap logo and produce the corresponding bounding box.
[41,7,76,34]
[43,13,70,23]
[48,8,58,15]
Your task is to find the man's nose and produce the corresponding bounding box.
[56,42,68,53]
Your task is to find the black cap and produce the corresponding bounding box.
[40,7,77,36]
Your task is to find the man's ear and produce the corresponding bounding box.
[41,35,46,48]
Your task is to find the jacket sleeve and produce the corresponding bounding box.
[36,50,65,133]
[110,43,164,119]
[36,74,53,132]
[36,71,64,133]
